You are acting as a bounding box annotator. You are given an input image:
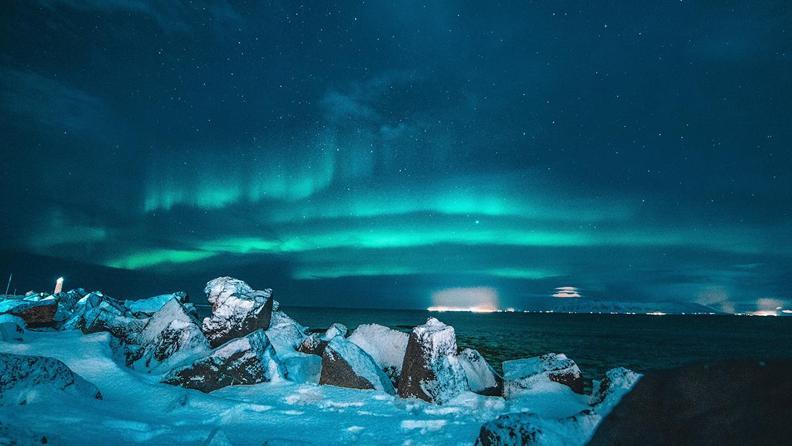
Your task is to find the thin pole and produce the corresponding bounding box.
[4,273,11,296]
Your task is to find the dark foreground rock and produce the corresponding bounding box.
[0,353,102,404]
[503,353,584,396]
[475,413,542,446]
[588,360,792,446]
[162,329,284,392]
[398,318,468,403]
[320,337,395,393]
[201,277,276,348]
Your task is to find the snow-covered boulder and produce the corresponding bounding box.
[1,299,57,328]
[0,353,102,405]
[162,329,284,393]
[266,319,308,358]
[475,412,542,446]
[124,298,209,371]
[323,322,348,340]
[124,291,188,317]
[348,323,408,385]
[82,306,147,342]
[459,348,502,396]
[0,314,25,342]
[61,292,123,330]
[397,317,468,403]
[319,337,395,393]
[53,288,88,322]
[201,277,276,348]
[503,353,584,397]
[298,333,327,356]
[589,367,641,415]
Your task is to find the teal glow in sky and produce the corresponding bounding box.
[1,1,791,311]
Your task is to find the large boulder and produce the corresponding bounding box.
[0,353,102,405]
[459,348,502,396]
[348,323,408,385]
[1,299,57,328]
[81,306,147,342]
[588,360,792,446]
[397,317,468,403]
[475,412,542,446]
[202,277,276,348]
[0,314,25,342]
[124,291,188,317]
[162,329,284,392]
[124,298,210,371]
[319,337,394,393]
[297,333,327,356]
[503,353,584,397]
[52,288,88,322]
[589,367,641,415]
[61,292,122,330]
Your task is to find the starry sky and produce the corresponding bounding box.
[1,1,790,311]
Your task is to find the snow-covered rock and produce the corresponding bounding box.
[298,333,327,356]
[61,292,123,330]
[82,306,147,341]
[320,337,395,393]
[124,298,210,371]
[0,314,25,342]
[124,291,188,317]
[162,329,284,393]
[52,288,88,322]
[503,353,584,397]
[323,322,348,340]
[348,323,408,385]
[0,353,102,405]
[265,318,307,356]
[459,348,502,396]
[1,299,57,328]
[202,277,276,348]
[398,317,468,403]
[589,367,641,416]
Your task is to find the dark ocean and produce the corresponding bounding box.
[280,307,792,383]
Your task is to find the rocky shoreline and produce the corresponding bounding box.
[2,277,789,445]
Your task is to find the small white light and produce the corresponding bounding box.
[54,277,64,294]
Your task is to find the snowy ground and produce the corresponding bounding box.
[0,330,592,445]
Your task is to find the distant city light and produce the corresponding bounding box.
[427,305,498,313]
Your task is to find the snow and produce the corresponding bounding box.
[323,337,395,394]
[348,323,408,378]
[0,315,25,342]
[0,352,102,405]
[458,348,499,393]
[503,353,583,397]
[124,293,185,316]
[322,322,348,340]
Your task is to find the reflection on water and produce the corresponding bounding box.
[281,307,792,380]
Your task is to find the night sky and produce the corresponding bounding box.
[1,1,790,311]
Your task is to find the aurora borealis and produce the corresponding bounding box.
[1,1,790,311]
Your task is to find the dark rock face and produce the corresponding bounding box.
[397,318,468,403]
[162,329,283,393]
[3,300,57,328]
[588,360,792,446]
[503,353,584,397]
[0,353,103,404]
[319,337,395,393]
[201,277,275,348]
[81,307,147,342]
[475,413,541,446]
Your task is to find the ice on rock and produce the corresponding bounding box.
[459,348,502,396]
[348,323,408,384]
[503,353,584,397]
[398,317,469,403]
[162,329,284,393]
[322,322,348,340]
[124,291,188,317]
[202,277,277,348]
[280,353,322,384]
[0,352,102,405]
[0,314,25,342]
[589,367,641,416]
[124,298,209,372]
[320,336,395,393]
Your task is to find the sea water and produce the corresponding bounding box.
[282,307,792,381]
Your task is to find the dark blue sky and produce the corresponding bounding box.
[1,1,790,311]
